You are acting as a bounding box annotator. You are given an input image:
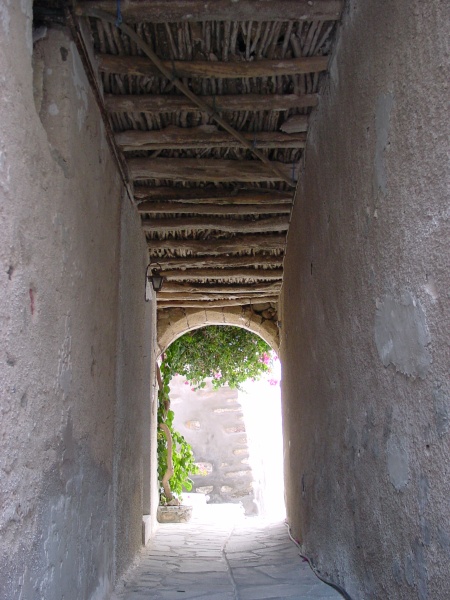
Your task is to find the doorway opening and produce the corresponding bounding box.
[159,325,285,521]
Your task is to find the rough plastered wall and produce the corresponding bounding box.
[114,193,158,576]
[281,1,449,599]
[0,4,155,599]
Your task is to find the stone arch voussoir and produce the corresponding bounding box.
[157,307,279,356]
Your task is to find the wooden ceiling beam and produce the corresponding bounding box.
[157,292,278,301]
[105,93,319,114]
[148,234,286,253]
[138,202,291,215]
[160,281,281,294]
[85,10,295,186]
[117,127,306,151]
[76,1,343,22]
[135,187,293,204]
[154,255,284,269]
[141,216,289,233]
[161,268,283,280]
[97,54,329,79]
[157,297,278,309]
[129,158,298,182]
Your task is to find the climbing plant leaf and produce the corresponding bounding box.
[164,325,273,391]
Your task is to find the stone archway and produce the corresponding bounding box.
[157,304,281,516]
[157,305,279,355]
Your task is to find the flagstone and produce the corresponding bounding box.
[114,505,342,600]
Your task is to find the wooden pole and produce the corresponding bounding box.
[97,54,329,79]
[161,282,281,294]
[138,202,291,215]
[76,0,344,23]
[156,291,279,301]
[141,216,289,233]
[105,93,319,114]
[129,158,298,183]
[155,254,284,269]
[157,297,279,309]
[148,234,286,253]
[117,127,307,151]
[135,187,293,204]
[161,267,283,280]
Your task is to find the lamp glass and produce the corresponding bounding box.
[151,271,163,292]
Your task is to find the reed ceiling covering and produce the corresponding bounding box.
[36,0,344,312]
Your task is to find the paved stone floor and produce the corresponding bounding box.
[113,505,341,600]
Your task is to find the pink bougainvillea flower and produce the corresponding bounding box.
[268,378,279,386]
[259,352,271,365]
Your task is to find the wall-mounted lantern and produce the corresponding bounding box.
[145,263,164,300]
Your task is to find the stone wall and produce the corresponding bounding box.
[281,1,450,598]
[0,4,156,598]
[171,377,257,515]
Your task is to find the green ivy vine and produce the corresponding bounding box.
[157,359,199,504]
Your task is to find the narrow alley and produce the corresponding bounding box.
[1,1,449,599]
[113,506,342,600]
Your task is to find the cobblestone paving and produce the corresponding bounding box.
[113,505,341,600]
